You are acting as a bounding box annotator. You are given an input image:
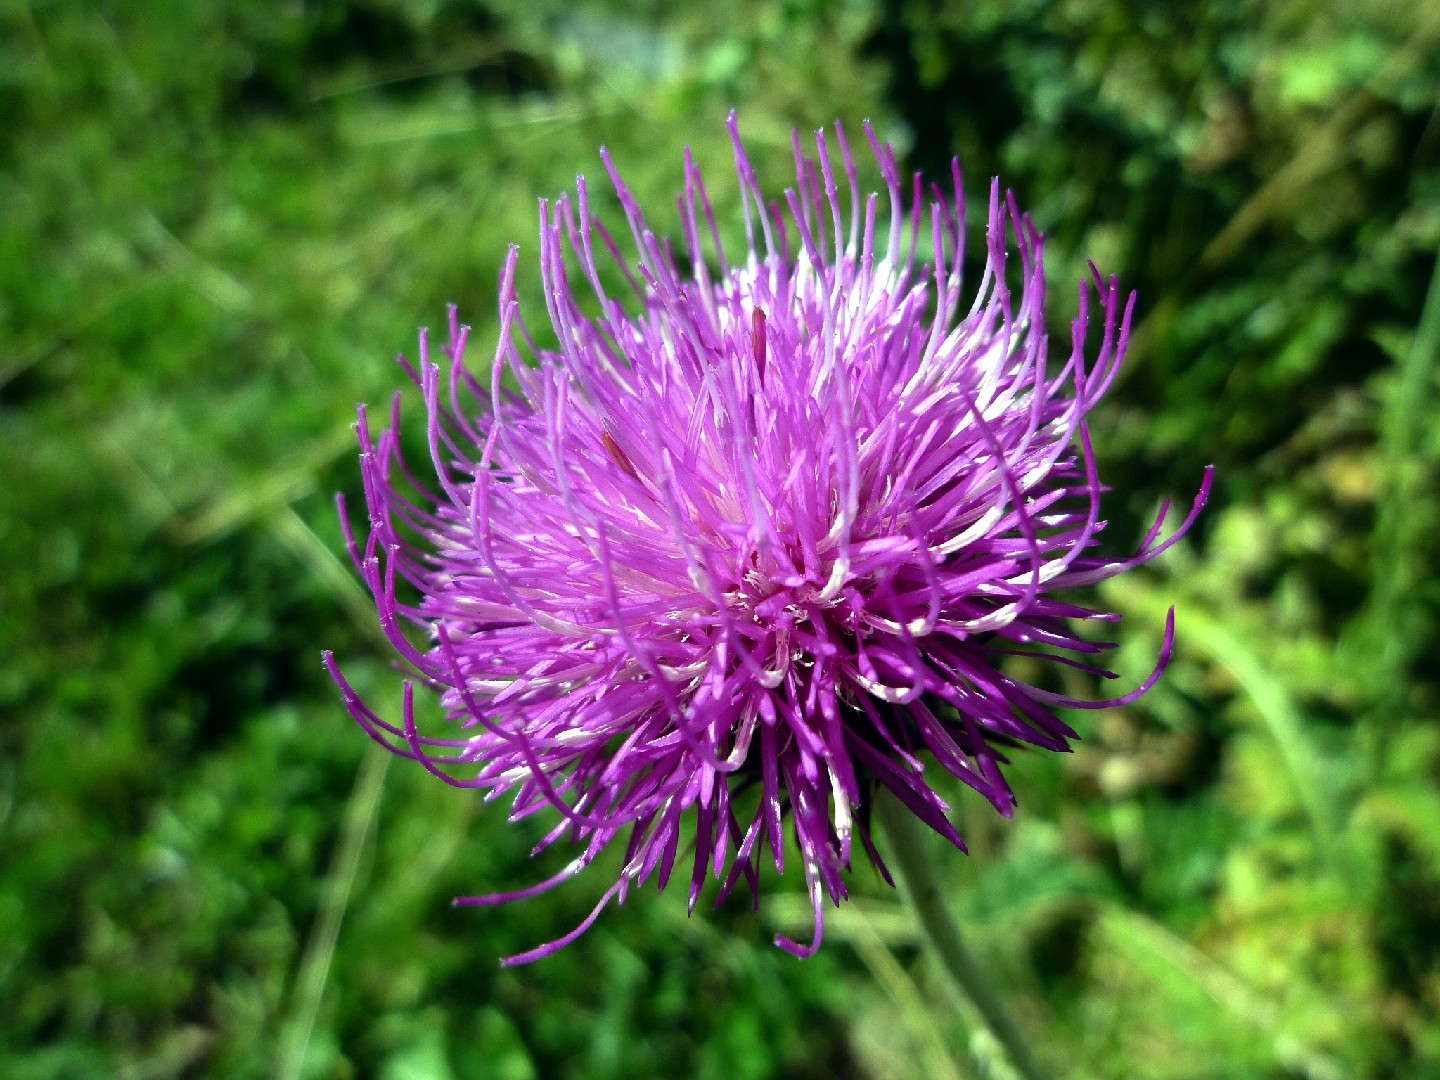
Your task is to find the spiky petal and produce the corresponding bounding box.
[325,113,1211,963]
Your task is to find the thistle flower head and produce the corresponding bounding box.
[325,114,1210,964]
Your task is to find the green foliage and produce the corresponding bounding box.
[2,0,1438,1077]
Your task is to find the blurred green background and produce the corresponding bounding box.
[3,1,1439,1077]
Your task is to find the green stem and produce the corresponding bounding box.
[875,794,1050,1080]
[274,745,389,1080]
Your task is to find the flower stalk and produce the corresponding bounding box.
[876,792,1050,1080]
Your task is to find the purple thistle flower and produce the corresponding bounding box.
[324,114,1211,965]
